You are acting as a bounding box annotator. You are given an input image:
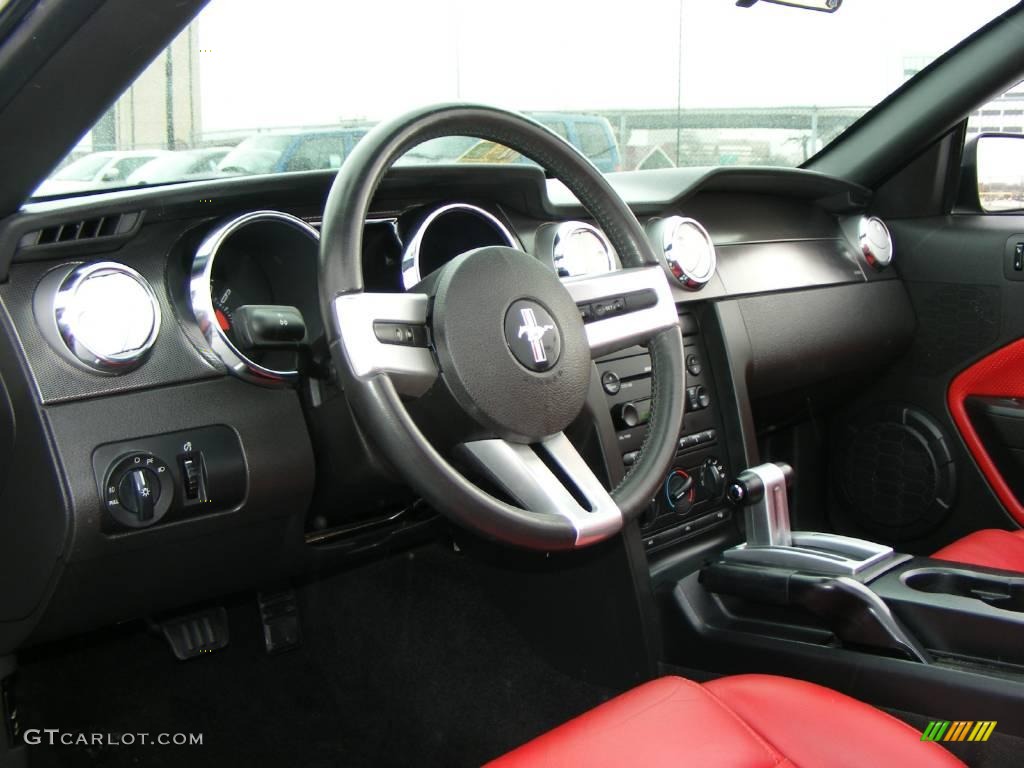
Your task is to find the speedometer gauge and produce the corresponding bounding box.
[551,221,615,278]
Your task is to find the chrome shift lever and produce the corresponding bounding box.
[728,462,794,547]
[723,462,902,576]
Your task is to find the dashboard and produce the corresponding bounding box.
[0,164,915,652]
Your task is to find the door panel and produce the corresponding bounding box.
[949,344,1024,522]
[828,214,1024,553]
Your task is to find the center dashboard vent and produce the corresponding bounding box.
[18,211,142,251]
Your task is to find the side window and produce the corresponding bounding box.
[576,122,613,159]
[285,136,345,171]
[968,82,1024,136]
[968,81,1024,213]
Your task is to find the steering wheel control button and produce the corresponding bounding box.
[579,289,659,325]
[623,289,659,312]
[103,452,174,528]
[601,370,622,395]
[373,322,429,347]
[504,300,562,373]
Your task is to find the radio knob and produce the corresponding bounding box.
[601,370,621,395]
[613,402,641,429]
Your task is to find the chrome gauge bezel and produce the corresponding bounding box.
[551,221,617,278]
[190,210,319,386]
[858,216,894,270]
[659,215,717,290]
[400,203,518,289]
[52,261,162,374]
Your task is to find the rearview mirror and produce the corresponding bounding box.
[966,134,1024,213]
[736,0,841,12]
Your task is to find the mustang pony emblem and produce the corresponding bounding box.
[517,307,555,365]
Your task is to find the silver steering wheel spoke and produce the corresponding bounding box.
[462,432,623,546]
[332,292,438,396]
[563,266,678,357]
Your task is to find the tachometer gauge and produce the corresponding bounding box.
[551,221,615,278]
[191,210,321,385]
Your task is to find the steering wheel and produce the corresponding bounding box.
[319,104,685,550]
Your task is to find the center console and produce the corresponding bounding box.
[667,461,1024,736]
[595,311,733,554]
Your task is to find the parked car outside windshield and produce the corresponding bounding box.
[125,147,232,186]
[29,0,1019,200]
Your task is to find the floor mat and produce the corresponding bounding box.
[14,545,609,767]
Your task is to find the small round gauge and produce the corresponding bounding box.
[659,216,716,290]
[35,261,161,374]
[859,216,893,270]
[552,221,616,278]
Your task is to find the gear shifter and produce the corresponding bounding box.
[727,462,794,547]
[724,462,902,576]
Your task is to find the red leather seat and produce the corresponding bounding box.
[488,674,963,767]
[932,528,1024,571]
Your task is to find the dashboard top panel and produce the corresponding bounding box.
[0,165,869,279]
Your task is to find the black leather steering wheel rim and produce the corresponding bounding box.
[319,103,685,550]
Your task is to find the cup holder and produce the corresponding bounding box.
[903,568,1024,612]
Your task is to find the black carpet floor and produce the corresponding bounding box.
[15,545,609,768]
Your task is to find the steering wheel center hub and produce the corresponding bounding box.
[430,246,590,441]
[503,299,562,372]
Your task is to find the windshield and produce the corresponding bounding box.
[32,0,1018,198]
[52,153,112,181]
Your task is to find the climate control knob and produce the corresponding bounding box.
[698,457,727,500]
[664,469,696,513]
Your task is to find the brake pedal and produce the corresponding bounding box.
[157,607,230,660]
[258,590,302,654]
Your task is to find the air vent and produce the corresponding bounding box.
[20,212,141,250]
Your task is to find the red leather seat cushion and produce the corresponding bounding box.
[932,529,1024,571]
[487,674,963,767]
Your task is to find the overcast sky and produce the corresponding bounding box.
[194,0,1017,132]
